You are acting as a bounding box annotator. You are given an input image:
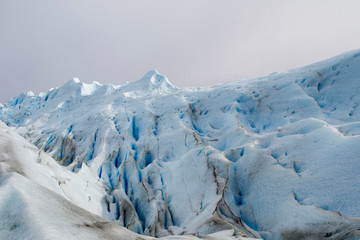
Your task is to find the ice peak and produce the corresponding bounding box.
[121,70,176,95]
[6,91,33,107]
[64,78,82,86]
[72,77,80,83]
[140,69,172,86]
[144,69,161,78]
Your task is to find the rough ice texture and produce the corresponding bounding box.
[0,120,254,240]
[1,51,360,240]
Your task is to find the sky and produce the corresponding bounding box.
[1,0,360,103]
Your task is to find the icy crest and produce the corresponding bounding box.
[120,70,176,97]
[58,78,106,97]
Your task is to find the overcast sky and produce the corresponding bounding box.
[1,0,360,103]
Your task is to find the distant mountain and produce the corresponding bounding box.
[1,50,360,239]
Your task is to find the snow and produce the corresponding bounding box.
[2,49,360,239]
[0,172,153,240]
[0,120,106,217]
[0,121,258,240]
[120,69,176,97]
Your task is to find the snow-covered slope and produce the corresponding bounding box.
[1,51,360,239]
[0,173,152,240]
[0,121,256,240]
[0,120,108,216]
[0,121,151,240]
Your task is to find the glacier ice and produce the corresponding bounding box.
[0,119,259,240]
[1,50,360,239]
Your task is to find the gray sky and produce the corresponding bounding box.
[1,0,360,103]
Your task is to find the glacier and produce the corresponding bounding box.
[1,50,360,239]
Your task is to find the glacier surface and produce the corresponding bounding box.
[1,51,360,239]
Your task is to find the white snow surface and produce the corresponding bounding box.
[0,121,256,240]
[2,50,360,239]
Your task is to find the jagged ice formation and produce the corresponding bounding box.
[1,51,360,239]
